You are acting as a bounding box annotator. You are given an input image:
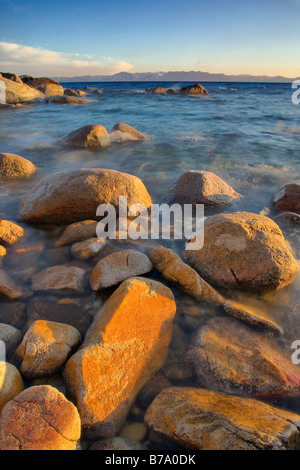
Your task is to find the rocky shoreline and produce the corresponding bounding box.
[0,73,300,451]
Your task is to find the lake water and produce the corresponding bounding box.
[1,81,300,449]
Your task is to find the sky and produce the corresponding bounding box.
[0,0,300,78]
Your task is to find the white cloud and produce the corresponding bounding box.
[0,41,133,77]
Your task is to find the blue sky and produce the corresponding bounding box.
[0,0,299,77]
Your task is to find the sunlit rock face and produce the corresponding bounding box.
[184,212,298,291]
[64,277,176,438]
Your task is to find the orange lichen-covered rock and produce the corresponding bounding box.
[145,387,300,450]
[64,277,176,438]
[0,385,81,450]
[149,246,224,305]
[0,220,24,246]
[189,316,300,399]
[16,320,81,378]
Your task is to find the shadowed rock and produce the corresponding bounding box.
[273,181,300,213]
[189,316,300,399]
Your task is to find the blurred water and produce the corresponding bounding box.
[1,82,300,444]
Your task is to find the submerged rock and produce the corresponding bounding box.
[0,323,22,353]
[26,297,91,335]
[149,246,224,305]
[0,153,36,179]
[90,249,153,291]
[0,363,24,413]
[275,212,300,228]
[50,95,89,104]
[0,269,29,299]
[18,168,152,224]
[146,87,169,94]
[16,320,81,378]
[0,385,81,450]
[223,300,283,334]
[273,181,300,213]
[110,122,147,141]
[183,212,298,291]
[32,265,87,293]
[169,170,242,207]
[63,124,109,148]
[189,316,300,399]
[0,220,24,246]
[90,437,145,450]
[71,237,106,260]
[55,220,98,246]
[64,277,176,438]
[0,76,44,104]
[180,83,208,95]
[0,302,25,329]
[145,387,300,450]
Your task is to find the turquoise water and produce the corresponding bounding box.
[1,81,300,447]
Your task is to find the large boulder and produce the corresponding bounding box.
[0,76,44,104]
[16,320,81,378]
[1,73,22,84]
[25,77,63,96]
[90,249,153,291]
[18,168,152,224]
[184,212,298,291]
[273,181,300,213]
[180,83,208,95]
[170,170,242,207]
[0,153,36,179]
[0,385,81,450]
[64,277,176,438]
[189,316,300,399]
[63,124,109,148]
[145,387,300,450]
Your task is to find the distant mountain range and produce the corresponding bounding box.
[53,70,300,83]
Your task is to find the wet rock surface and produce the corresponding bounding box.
[189,316,300,399]
[145,387,300,450]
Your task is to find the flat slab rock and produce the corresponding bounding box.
[145,387,300,450]
[223,300,283,334]
[64,277,176,438]
[90,249,153,291]
[189,316,300,399]
[184,211,298,291]
[0,385,81,450]
[32,265,87,293]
